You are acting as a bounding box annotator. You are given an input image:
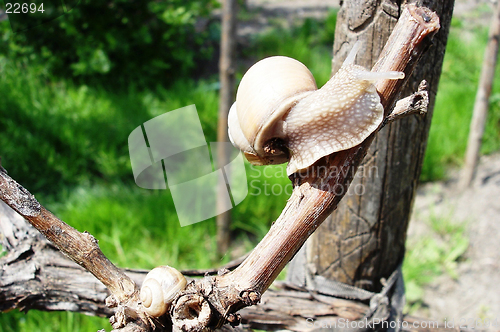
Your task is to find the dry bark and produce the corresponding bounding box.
[0,200,138,317]
[0,201,366,328]
[0,171,139,307]
[0,206,481,332]
[0,201,239,317]
[168,5,440,331]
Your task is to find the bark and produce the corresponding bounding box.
[167,6,439,331]
[216,0,238,254]
[0,200,135,316]
[459,1,500,189]
[0,200,240,317]
[0,170,139,306]
[288,0,454,292]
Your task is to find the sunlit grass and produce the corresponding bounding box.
[421,19,500,181]
[403,214,469,313]
[0,311,109,332]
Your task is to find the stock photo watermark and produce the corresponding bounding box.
[247,163,380,197]
[305,317,499,330]
[128,105,248,227]
[128,105,382,226]
[306,317,439,330]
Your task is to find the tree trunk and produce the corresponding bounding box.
[288,0,454,292]
[216,0,238,254]
[459,1,500,190]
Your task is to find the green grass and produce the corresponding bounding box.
[240,10,337,87]
[403,214,469,313]
[421,18,500,181]
[0,311,109,332]
[49,184,220,270]
[1,9,500,332]
[0,57,223,195]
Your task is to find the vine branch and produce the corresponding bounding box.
[168,4,439,331]
[0,170,139,305]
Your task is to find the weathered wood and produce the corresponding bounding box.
[0,199,251,315]
[238,283,484,332]
[0,201,366,329]
[2,201,482,332]
[0,201,245,318]
[459,1,500,190]
[216,0,238,254]
[288,0,454,292]
[386,81,429,124]
[0,200,138,316]
[0,169,139,306]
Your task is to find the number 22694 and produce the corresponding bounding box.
[5,3,45,14]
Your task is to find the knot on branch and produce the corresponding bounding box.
[171,294,211,331]
[384,80,429,125]
[240,290,261,306]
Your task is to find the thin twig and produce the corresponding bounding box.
[386,80,429,124]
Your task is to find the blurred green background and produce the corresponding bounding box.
[0,1,499,331]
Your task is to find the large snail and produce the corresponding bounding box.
[228,42,405,175]
[140,265,187,317]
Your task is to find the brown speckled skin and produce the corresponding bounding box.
[285,64,384,175]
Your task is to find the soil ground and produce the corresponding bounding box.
[409,153,500,328]
[243,0,500,328]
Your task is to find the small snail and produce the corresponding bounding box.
[228,42,405,175]
[140,265,187,317]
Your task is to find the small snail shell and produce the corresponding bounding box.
[140,265,187,317]
[228,42,404,175]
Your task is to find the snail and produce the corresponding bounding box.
[140,265,187,317]
[228,42,405,175]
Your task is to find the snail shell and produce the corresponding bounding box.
[228,56,317,165]
[140,265,187,317]
[228,42,404,175]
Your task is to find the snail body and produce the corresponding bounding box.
[228,42,404,175]
[140,265,187,317]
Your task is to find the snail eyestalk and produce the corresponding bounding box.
[355,70,405,83]
[228,42,404,176]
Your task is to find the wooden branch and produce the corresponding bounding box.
[386,80,429,124]
[2,201,481,332]
[459,0,500,189]
[0,169,139,306]
[168,5,440,331]
[0,200,117,315]
[238,283,485,332]
[239,293,485,332]
[0,201,244,318]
